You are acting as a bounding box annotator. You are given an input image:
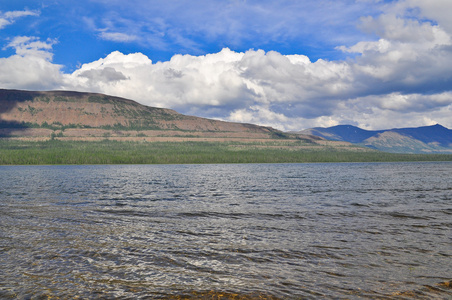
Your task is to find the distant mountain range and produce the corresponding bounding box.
[296,124,452,153]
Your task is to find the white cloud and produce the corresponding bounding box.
[3,36,57,60]
[339,95,452,130]
[0,36,62,90]
[59,35,452,131]
[340,12,452,99]
[78,67,128,83]
[0,10,39,29]
[63,48,354,123]
[65,48,256,111]
[98,32,139,43]
[229,105,290,128]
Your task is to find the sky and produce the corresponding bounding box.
[1,0,452,131]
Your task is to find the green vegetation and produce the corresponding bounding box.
[16,105,43,115]
[1,139,452,165]
[50,131,64,140]
[88,95,110,103]
[100,122,162,131]
[12,121,90,130]
[37,96,51,103]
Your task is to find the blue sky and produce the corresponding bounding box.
[1,0,383,68]
[1,0,452,130]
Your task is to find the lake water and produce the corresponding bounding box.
[0,162,451,299]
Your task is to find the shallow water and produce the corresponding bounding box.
[0,162,451,299]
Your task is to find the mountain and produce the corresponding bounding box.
[300,125,382,143]
[297,124,452,154]
[0,89,273,133]
[1,89,331,146]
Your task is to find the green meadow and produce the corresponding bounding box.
[1,139,452,165]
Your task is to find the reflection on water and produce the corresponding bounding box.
[0,162,451,299]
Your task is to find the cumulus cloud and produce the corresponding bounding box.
[396,0,452,35]
[78,67,128,83]
[67,48,351,117]
[60,34,452,130]
[340,14,452,100]
[338,92,452,129]
[0,37,62,90]
[65,48,256,111]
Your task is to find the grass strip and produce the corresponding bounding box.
[1,139,452,165]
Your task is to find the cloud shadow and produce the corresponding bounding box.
[0,89,35,137]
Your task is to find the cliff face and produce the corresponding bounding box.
[0,89,274,133]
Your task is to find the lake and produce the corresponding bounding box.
[1,162,451,299]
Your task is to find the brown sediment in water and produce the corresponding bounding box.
[167,291,281,300]
[392,280,452,298]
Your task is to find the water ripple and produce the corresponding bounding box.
[0,162,451,299]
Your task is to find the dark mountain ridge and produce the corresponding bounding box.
[391,124,452,147]
[296,124,452,154]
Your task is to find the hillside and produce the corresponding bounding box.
[297,124,452,154]
[0,89,275,133]
[0,89,362,151]
[0,89,289,141]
